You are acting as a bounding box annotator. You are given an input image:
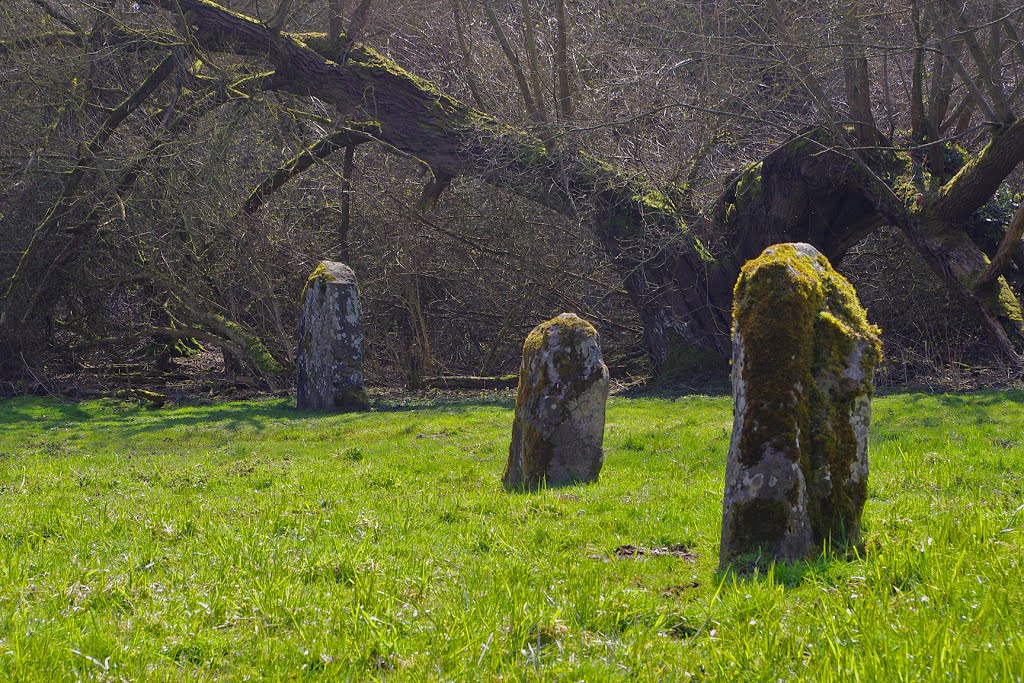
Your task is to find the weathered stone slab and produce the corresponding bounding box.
[296,261,368,411]
[719,243,881,566]
[503,313,610,491]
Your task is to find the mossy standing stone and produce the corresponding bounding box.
[720,243,882,566]
[296,261,368,411]
[503,313,610,491]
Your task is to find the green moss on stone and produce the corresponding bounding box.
[733,246,819,468]
[336,387,370,411]
[508,314,603,491]
[732,244,881,552]
[521,314,600,402]
[301,263,335,300]
[726,498,791,552]
[309,263,335,282]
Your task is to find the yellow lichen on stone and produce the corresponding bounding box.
[308,263,336,282]
[300,263,335,301]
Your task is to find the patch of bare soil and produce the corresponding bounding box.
[604,544,699,561]
[661,581,702,597]
[585,544,696,561]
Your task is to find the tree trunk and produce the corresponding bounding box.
[111,0,1024,372]
[900,218,1024,362]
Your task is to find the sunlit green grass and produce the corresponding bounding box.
[0,391,1022,681]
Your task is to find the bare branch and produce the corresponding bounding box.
[481,0,542,124]
[340,0,373,64]
[0,30,82,55]
[328,0,346,42]
[927,1,1005,125]
[450,0,487,111]
[28,0,82,34]
[338,143,355,260]
[519,0,549,124]
[266,0,294,33]
[554,0,572,122]
[240,126,372,216]
[4,52,177,326]
[838,3,878,147]
[765,0,843,133]
[943,0,1012,123]
[910,0,927,141]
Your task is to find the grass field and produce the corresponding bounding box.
[0,391,1023,681]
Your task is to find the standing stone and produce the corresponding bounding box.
[719,243,881,566]
[296,261,368,411]
[503,313,610,491]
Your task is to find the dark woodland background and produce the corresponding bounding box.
[2,0,1023,396]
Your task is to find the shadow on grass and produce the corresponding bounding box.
[890,390,1024,428]
[930,390,1024,408]
[122,402,301,434]
[615,383,730,400]
[0,398,94,426]
[889,389,1024,406]
[0,399,300,435]
[118,396,516,436]
[0,393,517,437]
[717,544,867,589]
[28,386,1024,439]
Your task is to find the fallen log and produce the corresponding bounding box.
[420,375,518,390]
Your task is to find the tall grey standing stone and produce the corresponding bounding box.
[296,261,368,411]
[503,313,610,491]
[719,243,882,566]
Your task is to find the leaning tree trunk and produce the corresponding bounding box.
[79,0,1024,372]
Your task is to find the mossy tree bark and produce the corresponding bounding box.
[126,0,1024,371]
